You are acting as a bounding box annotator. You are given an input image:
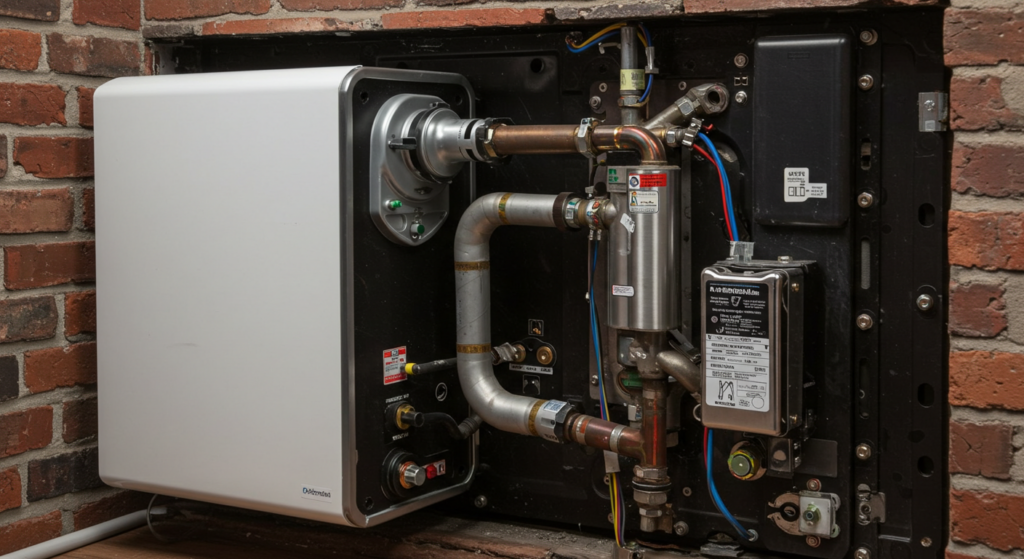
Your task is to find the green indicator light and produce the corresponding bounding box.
[386,200,402,210]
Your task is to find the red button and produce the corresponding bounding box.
[425,464,437,479]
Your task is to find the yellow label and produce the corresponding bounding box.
[620,69,645,92]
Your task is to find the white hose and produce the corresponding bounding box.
[3,510,147,559]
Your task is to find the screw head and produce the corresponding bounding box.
[806,535,821,548]
[807,478,821,491]
[474,495,488,508]
[682,486,693,496]
[673,521,690,536]
[734,53,749,68]
[858,75,875,91]
[916,294,935,311]
[589,96,603,111]
[599,82,608,92]
[857,192,874,208]
[923,99,936,111]
[859,29,878,45]
[856,443,873,460]
[855,548,871,559]
[734,91,748,105]
[921,537,933,548]
[678,81,688,91]
[590,374,599,386]
[856,313,874,331]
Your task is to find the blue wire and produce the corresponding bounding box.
[697,132,738,241]
[566,31,620,53]
[706,429,753,539]
[639,74,653,103]
[589,240,607,420]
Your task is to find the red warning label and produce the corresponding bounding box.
[628,173,668,188]
[383,346,407,385]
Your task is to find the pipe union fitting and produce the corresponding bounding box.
[634,489,669,506]
[534,400,573,443]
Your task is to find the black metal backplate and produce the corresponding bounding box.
[163,9,948,559]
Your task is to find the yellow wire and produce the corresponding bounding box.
[609,474,621,546]
[570,22,649,49]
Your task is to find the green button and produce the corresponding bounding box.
[386,200,402,210]
[413,223,425,235]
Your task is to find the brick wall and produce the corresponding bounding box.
[0,0,1013,555]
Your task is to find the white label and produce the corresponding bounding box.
[301,485,333,503]
[628,190,659,213]
[612,285,635,297]
[509,363,553,375]
[619,212,636,233]
[704,334,771,412]
[784,167,827,202]
[383,346,407,385]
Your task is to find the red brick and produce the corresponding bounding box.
[82,188,94,230]
[950,421,1014,480]
[0,1,60,22]
[951,75,1024,132]
[684,0,935,12]
[73,0,140,30]
[64,291,96,338]
[0,355,16,402]
[0,30,42,71]
[0,467,19,513]
[0,406,53,459]
[77,87,94,128]
[951,351,1024,410]
[146,0,272,20]
[47,34,140,78]
[0,511,62,555]
[945,9,1024,66]
[14,137,94,179]
[0,296,58,343]
[952,490,1024,550]
[0,189,73,234]
[280,0,400,10]
[0,83,66,126]
[24,343,97,394]
[382,8,548,29]
[953,142,1024,197]
[0,135,7,178]
[74,491,150,530]
[27,447,100,501]
[949,211,1024,271]
[63,397,97,443]
[4,241,95,290]
[949,281,1008,338]
[203,17,362,35]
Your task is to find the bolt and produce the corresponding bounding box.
[589,96,603,111]
[855,549,871,559]
[803,505,820,524]
[916,294,934,311]
[599,82,608,93]
[859,29,878,45]
[673,521,689,536]
[678,81,687,91]
[590,375,599,386]
[807,478,821,491]
[921,537,933,548]
[858,75,875,91]
[856,443,873,460]
[856,313,874,331]
[857,192,874,208]
[474,495,488,508]
[734,91,748,105]
[734,53,749,68]
[806,535,821,548]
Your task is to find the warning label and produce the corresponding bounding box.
[628,173,668,188]
[628,190,659,213]
[783,167,827,203]
[704,282,771,413]
[383,346,407,385]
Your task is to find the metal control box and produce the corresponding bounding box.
[700,262,810,435]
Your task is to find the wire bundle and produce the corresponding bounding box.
[588,239,625,547]
[693,132,739,242]
[567,23,654,105]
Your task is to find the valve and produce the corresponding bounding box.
[728,441,766,481]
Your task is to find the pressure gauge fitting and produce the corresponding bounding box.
[728,442,766,481]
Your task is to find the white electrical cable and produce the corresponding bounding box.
[3,510,147,559]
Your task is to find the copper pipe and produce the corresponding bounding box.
[591,125,667,164]
[641,379,669,470]
[564,413,644,461]
[490,125,580,155]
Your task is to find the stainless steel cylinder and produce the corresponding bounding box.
[606,166,681,332]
